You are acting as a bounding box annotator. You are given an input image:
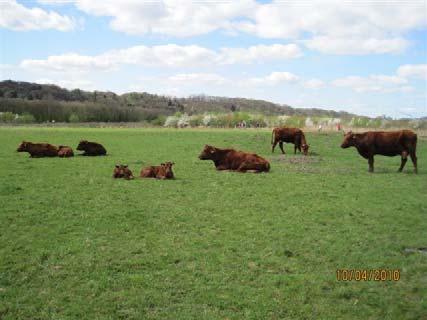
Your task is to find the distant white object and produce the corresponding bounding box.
[318,125,322,131]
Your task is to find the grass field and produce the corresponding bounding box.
[0,127,426,320]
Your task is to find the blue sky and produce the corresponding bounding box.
[0,0,426,118]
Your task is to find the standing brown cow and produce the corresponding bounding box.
[271,127,309,155]
[140,162,175,179]
[17,141,58,157]
[341,130,417,173]
[198,145,270,173]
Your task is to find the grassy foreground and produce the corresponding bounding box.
[0,127,426,320]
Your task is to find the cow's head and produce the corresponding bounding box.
[198,145,218,160]
[161,162,175,178]
[341,131,355,148]
[76,140,88,150]
[122,165,134,180]
[301,143,309,155]
[113,164,124,178]
[17,141,29,152]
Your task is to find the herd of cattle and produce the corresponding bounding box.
[16,127,418,176]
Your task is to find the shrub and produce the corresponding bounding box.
[189,115,203,127]
[177,114,190,128]
[202,114,216,127]
[0,112,16,122]
[15,113,35,123]
[164,116,179,127]
[69,113,80,123]
[150,115,166,126]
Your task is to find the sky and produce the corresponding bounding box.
[0,0,426,118]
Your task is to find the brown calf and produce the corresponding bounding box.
[341,130,417,173]
[140,162,175,179]
[76,140,107,156]
[271,127,309,155]
[17,141,58,157]
[57,145,74,157]
[113,164,134,180]
[198,145,270,173]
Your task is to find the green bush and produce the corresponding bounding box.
[0,112,16,122]
[150,115,166,126]
[15,113,35,123]
[69,113,80,123]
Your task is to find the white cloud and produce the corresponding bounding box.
[75,0,256,37]
[245,71,299,86]
[304,37,408,55]
[302,79,325,89]
[219,44,302,64]
[19,43,302,72]
[21,53,114,71]
[332,75,411,93]
[71,0,426,55]
[397,64,427,79]
[0,0,76,31]
[237,0,425,54]
[168,73,227,86]
[37,0,74,5]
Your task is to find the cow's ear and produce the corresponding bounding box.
[115,164,119,168]
[124,165,128,168]
[161,163,165,166]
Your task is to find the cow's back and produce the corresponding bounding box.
[274,127,302,142]
[368,130,417,156]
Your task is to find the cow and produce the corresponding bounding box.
[17,141,58,157]
[340,130,418,173]
[271,127,309,155]
[198,145,270,173]
[76,140,107,156]
[140,162,175,179]
[57,145,74,157]
[113,164,134,180]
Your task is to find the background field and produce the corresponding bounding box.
[0,127,426,320]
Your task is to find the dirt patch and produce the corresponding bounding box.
[271,154,322,164]
[403,247,427,255]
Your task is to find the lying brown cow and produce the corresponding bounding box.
[17,141,58,157]
[140,162,175,179]
[198,145,270,173]
[341,130,417,173]
[57,145,74,157]
[113,164,134,180]
[271,127,309,155]
[76,140,107,156]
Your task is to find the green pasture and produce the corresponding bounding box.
[0,127,426,319]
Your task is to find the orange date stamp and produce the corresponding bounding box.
[336,269,400,281]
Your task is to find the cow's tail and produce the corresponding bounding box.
[413,133,418,152]
[271,129,275,145]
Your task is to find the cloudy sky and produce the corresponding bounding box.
[0,0,426,118]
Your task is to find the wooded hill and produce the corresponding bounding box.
[1,80,361,123]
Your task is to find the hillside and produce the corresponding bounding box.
[0,80,358,123]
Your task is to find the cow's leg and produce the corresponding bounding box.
[215,164,229,171]
[409,150,418,173]
[236,162,248,172]
[272,139,278,153]
[398,151,408,172]
[279,142,285,154]
[237,161,259,172]
[368,156,374,173]
[294,144,297,154]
